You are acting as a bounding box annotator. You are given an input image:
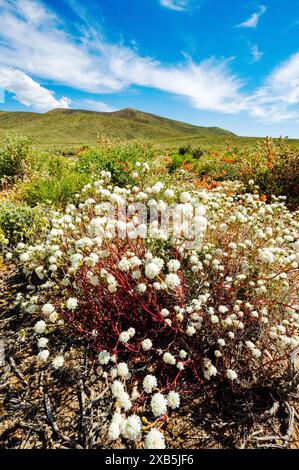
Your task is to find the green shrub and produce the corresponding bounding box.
[0,202,48,246]
[76,151,134,187]
[178,144,191,156]
[0,134,31,183]
[191,147,205,159]
[21,171,92,207]
[76,140,155,187]
[167,153,194,173]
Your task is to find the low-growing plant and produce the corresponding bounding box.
[21,171,92,207]
[11,167,299,449]
[195,138,299,208]
[0,134,31,184]
[167,153,194,173]
[0,201,48,247]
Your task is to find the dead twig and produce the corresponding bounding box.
[8,356,28,386]
[43,390,84,449]
[257,401,279,422]
[251,401,295,446]
[44,391,61,439]
[78,378,87,447]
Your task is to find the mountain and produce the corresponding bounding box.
[0,107,236,146]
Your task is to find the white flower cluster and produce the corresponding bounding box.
[10,168,299,450]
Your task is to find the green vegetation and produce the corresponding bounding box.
[0,201,48,247]
[0,107,235,146]
[0,124,298,451]
[0,119,298,248]
[0,134,31,182]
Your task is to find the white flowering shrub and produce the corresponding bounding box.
[10,168,299,448]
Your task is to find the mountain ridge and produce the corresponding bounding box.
[0,107,236,145]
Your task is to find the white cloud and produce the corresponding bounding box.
[0,66,71,111]
[160,0,188,11]
[0,0,243,113]
[78,99,116,112]
[249,44,263,63]
[0,0,298,123]
[267,52,299,104]
[243,53,299,121]
[237,5,266,29]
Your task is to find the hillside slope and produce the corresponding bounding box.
[0,108,235,145]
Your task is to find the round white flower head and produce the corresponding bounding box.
[252,348,262,358]
[160,308,169,317]
[98,350,110,365]
[226,369,238,380]
[118,391,132,411]
[167,259,181,272]
[37,349,49,362]
[119,331,130,344]
[117,362,129,378]
[145,262,161,280]
[179,350,187,359]
[52,355,64,369]
[111,380,125,398]
[186,325,196,336]
[218,305,228,313]
[165,273,181,289]
[163,352,176,365]
[143,374,157,394]
[164,189,174,198]
[136,283,147,293]
[211,315,219,324]
[111,411,123,425]
[108,422,120,441]
[167,391,180,410]
[20,252,30,262]
[49,312,58,323]
[124,415,142,441]
[127,327,136,338]
[37,337,49,349]
[34,320,47,334]
[66,297,78,310]
[141,339,152,351]
[42,303,55,315]
[150,393,167,417]
[144,428,166,449]
[180,192,191,203]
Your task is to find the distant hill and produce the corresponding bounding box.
[0,107,236,146]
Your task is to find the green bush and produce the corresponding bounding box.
[0,134,31,183]
[21,171,92,207]
[167,153,194,173]
[0,202,48,246]
[76,140,155,187]
[177,144,191,156]
[76,151,134,187]
[191,147,204,159]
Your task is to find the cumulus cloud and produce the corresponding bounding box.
[0,0,298,122]
[0,0,243,113]
[237,5,266,29]
[0,67,71,111]
[239,52,299,121]
[160,0,188,11]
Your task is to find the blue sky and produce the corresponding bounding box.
[0,0,299,137]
